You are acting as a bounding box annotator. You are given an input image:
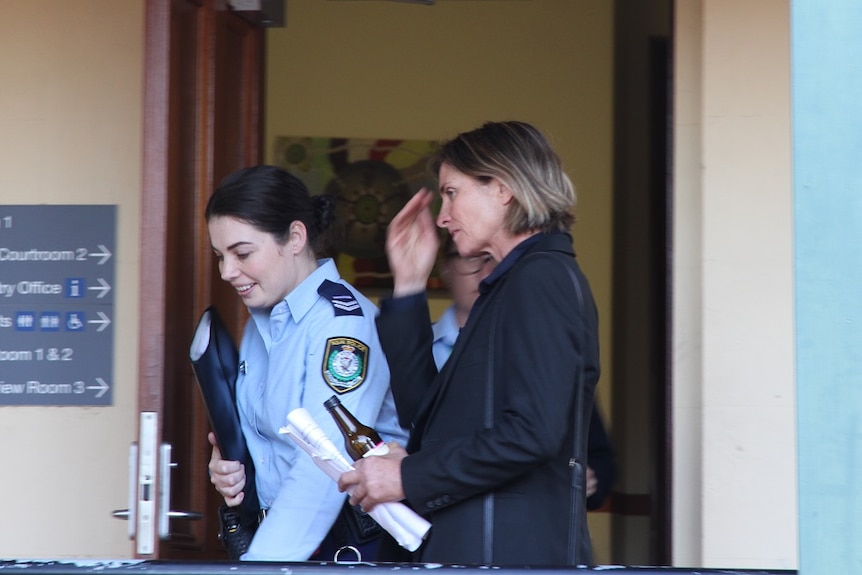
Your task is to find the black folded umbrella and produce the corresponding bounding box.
[190,305,260,525]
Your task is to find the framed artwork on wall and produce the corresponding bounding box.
[274,136,446,291]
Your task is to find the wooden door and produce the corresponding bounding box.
[137,0,264,559]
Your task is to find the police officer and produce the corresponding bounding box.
[206,165,407,561]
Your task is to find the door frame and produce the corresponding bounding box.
[137,0,265,558]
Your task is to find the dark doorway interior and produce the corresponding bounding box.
[610,0,673,566]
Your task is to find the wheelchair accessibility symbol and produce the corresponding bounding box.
[67,312,85,331]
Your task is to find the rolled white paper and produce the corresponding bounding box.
[280,408,431,552]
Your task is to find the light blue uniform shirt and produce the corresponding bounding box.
[431,304,459,370]
[236,258,407,561]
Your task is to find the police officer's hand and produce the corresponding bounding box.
[208,431,247,507]
[337,442,407,512]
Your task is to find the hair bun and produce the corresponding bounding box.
[311,193,337,235]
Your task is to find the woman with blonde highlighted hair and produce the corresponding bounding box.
[339,121,600,566]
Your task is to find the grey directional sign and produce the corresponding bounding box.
[0,205,116,405]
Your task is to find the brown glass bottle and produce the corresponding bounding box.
[324,395,385,461]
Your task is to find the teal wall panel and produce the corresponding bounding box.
[792,1,862,573]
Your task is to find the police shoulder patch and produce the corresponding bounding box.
[318,279,364,316]
[322,337,369,393]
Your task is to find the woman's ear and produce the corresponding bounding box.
[288,220,308,254]
[496,180,515,206]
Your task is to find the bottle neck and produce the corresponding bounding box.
[329,405,361,434]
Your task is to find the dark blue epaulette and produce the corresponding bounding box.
[317,279,363,317]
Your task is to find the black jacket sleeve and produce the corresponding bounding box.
[375,292,440,432]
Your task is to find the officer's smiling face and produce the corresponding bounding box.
[208,215,301,309]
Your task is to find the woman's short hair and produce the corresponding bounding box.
[205,165,336,255]
[432,121,576,234]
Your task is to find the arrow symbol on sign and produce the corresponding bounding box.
[87,278,112,298]
[88,244,112,265]
[86,377,110,398]
[87,311,111,332]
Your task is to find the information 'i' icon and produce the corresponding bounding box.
[66,278,85,298]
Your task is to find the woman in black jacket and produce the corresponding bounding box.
[339,121,601,566]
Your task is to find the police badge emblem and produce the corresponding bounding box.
[322,337,369,393]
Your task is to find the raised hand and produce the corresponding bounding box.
[386,188,440,296]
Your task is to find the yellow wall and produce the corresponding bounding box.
[0,0,143,558]
[264,0,614,299]
[264,0,615,561]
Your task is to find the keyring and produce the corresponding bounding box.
[334,545,362,563]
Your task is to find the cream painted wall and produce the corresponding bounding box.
[673,0,797,569]
[264,0,615,562]
[0,0,142,559]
